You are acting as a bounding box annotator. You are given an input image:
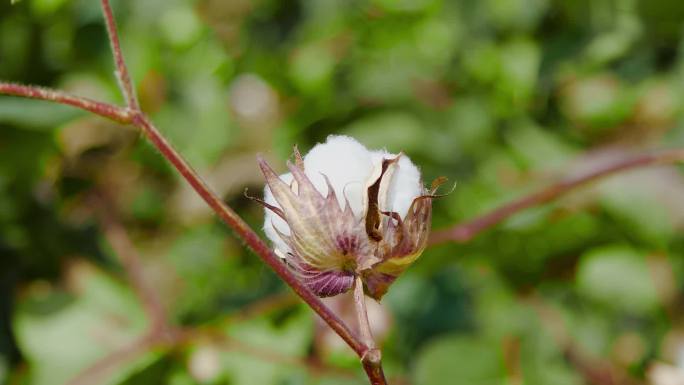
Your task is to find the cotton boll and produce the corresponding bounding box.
[257,136,433,300]
[303,135,374,217]
[263,172,293,254]
[371,151,423,218]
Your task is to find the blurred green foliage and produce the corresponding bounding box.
[1,0,684,384]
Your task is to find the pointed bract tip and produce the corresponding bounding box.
[292,145,305,170]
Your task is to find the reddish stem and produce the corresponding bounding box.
[130,113,367,357]
[0,82,131,123]
[362,361,388,385]
[429,149,684,246]
[0,1,370,367]
[99,0,139,110]
[0,78,370,379]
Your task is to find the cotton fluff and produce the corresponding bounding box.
[263,135,423,255]
[263,172,292,256]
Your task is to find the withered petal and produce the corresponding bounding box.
[365,156,400,242]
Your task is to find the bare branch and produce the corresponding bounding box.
[128,114,367,356]
[429,148,684,246]
[99,0,139,110]
[0,82,131,123]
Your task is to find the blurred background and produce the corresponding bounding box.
[1,0,684,384]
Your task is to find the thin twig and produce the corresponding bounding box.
[0,83,131,123]
[1,2,379,372]
[0,70,369,384]
[354,276,386,385]
[0,1,373,377]
[429,148,684,246]
[90,193,169,331]
[66,193,175,385]
[129,113,367,356]
[0,1,363,362]
[99,0,139,110]
[99,0,365,357]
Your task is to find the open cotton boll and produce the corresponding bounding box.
[263,172,293,255]
[256,135,434,300]
[302,135,374,218]
[263,136,424,252]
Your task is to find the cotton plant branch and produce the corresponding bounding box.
[8,2,681,385]
[0,84,385,385]
[0,83,131,123]
[72,205,353,385]
[0,0,386,382]
[429,148,684,246]
[68,194,177,385]
[90,192,169,333]
[95,0,374,368]
[100,0,138,110]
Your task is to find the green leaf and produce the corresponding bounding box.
[30,0,69,16]
[158,6,203,48]
[520,329,582,385]
[506,120,577,170]
[598,171,677,247]
[289,43,336,94]
[0,97,82,129]
[559,73,636,135]
[343,111,454,162]
[213,307,314,385]
[414,335,506,385]
[13,263,151,385]
[576,245,660,314]
[343,112,425,154]
[498,38,541,104]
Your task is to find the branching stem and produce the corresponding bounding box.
[2,0,373,379]
[429,149,684,245]
[3,1,683,384]
[99,0,139,110]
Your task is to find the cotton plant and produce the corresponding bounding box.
[255,135,443,300]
